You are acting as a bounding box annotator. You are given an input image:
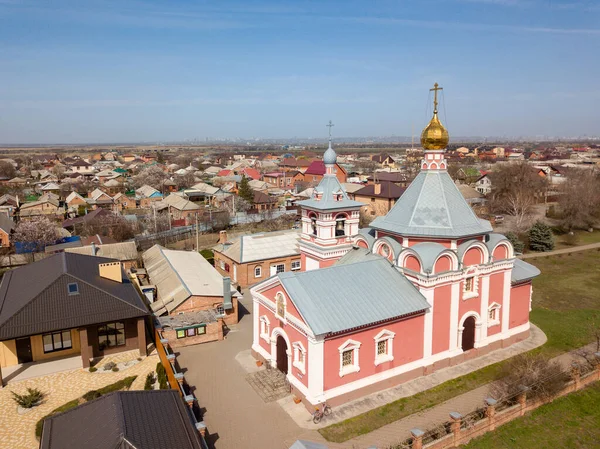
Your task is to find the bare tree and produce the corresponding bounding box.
[0,160,16,179]
[489,163,546,232]
[558,169,600,231]
[174,172,196,190]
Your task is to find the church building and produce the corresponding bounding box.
[250,84,540,410]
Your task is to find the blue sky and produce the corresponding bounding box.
[1,0,599,144]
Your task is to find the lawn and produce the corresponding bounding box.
[553,229,600,250]
[319,249,600,443]
[461,382,600,449]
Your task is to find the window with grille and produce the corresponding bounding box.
[275,264,285,274]
[465,277,474,292]
[377,340,387,356]
[291,261,301,270]
[42,330,73,353]
[342,350,353,367]
[255,266,262,278]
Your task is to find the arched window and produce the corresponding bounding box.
[275,293,286,320]
[335,214,346,237]
[309,213,317,236]
[259,316,270,342]
[254,266,262,278]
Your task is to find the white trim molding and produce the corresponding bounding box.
[374,329,395,366]
[292,341,307,374]
[259,315,270,343]
[338,339,361,377]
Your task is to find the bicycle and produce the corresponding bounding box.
[312,402,332,424]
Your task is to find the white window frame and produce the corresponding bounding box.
[291,260,301,271]
[254,266,262,278]
[292,341,306,374]
[373,329,395,366]
[275,292,286,322]
[259,316,270,342]
[462,271,479,300]
[488,303,501,327]
[219,260,225,270]
[338,339,361,377]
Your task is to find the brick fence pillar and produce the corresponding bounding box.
[410,428,424,449]
[517,386,528,417]
[570,362,581,392]
[450,412,462,447]
[485,397,497,431]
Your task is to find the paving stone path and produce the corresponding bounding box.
[246,368,291,403]
[0,351,158,449]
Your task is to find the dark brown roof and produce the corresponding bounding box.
[253,190,277,204]
[354,181,406,199]
[40,390,204,449]
[62,208,112,228]
[0,252,148,340]
[366,172,408,183]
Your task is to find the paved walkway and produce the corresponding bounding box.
[330,341,599,449]
[3,355,82,384]
[280,324,547,431]
[520,242,600,259]
[0,350,158,449]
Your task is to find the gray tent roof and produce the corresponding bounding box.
[278,258,429,335]
[512,258,541,283]
[0,252,148,340]
[297,175,363,211]
[371,170,492,238]
[40,390,204,449]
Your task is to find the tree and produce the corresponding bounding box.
[0,161,16,179]
[76,213,135,242]
[132,166,169,191]
[156,151,165,164]
[558,169,600,231]
[238,175,254,203]
[174,172,196,190]
[505,231,525,254]
[528,221,554,252]
[489,162,546,232]
[13,216,59,251]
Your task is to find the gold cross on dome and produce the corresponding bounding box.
[430,83,443,113]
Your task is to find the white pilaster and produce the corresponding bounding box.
[478,275,490,346]
[252,297,260,349]
[449,282,460,352]
[420,288,434,358]
[307,337,325,400]
[502,270,511,333]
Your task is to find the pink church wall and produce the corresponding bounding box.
[487,272,505,336]
[509,283,531,329]
[434,255,452,273]
[261,285,304,322]
[356,239,369,249]
[432,285,452,354]
[459,282,481,319]
[405,255,421,272]
[406,238,452,248]
[257,303,273,355]
[493,244,508,260]
[322,314,425,391]
[463,247,484,266]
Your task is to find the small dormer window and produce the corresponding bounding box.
[67,283,79,295]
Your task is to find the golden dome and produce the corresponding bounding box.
[420,111,449,150]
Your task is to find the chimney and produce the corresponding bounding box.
[374,183,382,195]
[99,261,123,283]
[91,242,97,256]
[223,277,233,311]
[219,230,228,244]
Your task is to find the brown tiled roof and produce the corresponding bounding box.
[0,252,148,340]
[354,181,406,199]
[40,390,204,449]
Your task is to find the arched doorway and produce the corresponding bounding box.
[462,316,476,351]
[276,335,288,374]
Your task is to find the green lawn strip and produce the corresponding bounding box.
[320,250,600,443]
[460,382,600,449]
[553,230,600,250]
[319,363,504,443]
[35,376,137,439]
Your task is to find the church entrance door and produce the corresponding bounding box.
[276,335,288,374]
[462,316,476,351]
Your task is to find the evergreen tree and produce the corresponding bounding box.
[505,231,525,254]
[528,221,554,252]
[238,175,254,203]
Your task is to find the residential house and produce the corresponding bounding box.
[353,181,406,216]
[87,188,114,209]
[304,160,347,184]
[112,192,136,212]
[140,246,240,347]
[70,159,94,174]
[62,208,113,231]
[366,172,411,187]
[213,230,301,288]
[65,191,88,211]
[136,185,163,208]
[19,194,62,219]
[252,190,278,211]
[39,390,206,449]
[371,153,396,167]
[0,253,149,385]
[66,241,139,270]
[0,213,14,247]
[475,173,492,195]
[161,194,202,224]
